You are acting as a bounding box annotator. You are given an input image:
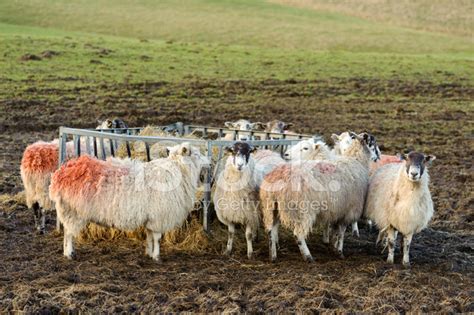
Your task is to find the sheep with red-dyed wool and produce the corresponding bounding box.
[49,142,208,261]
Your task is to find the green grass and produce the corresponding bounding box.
[0,0,472,97]
[0,0,472,53]
[270,0,473,36]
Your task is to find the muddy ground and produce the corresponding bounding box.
[0,78,473,312]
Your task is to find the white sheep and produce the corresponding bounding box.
[282,134,376,241]
[365,152,435,267]
[49,142,208,261]
[20,121,123,233]
[283,138,334,162]
[252,148,286,189]
[213,142,260,258]
[223,119,265,140]
[264,120,294,135]
[331,132,381,236]
[260,132,373,262]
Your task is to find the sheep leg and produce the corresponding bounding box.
[245,225,253,259]
[32,202,44,234]
[253,229,259,243]
[63,230,75,259]
[274,222,280,250]
[224,223,235,255]
[39,208,46,234]
[386,227,396,264]
[145,229,153,257]
[296,235,314,263]
[151,232,162,262]
[269,224,279,262]
[366,219,373,232]
[351,221,360,238]
[402,233,413,268]
[55,208,62,233]
[322,223,331,244]
[335,225,346,258]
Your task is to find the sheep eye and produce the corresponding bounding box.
[303,147,309,150]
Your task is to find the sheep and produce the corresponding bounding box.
[49,142,208,261]
[282,135,373,240]
[333,131,400,175]
[370,154,401,175]
[21,120,126,233]
[96,118,128,131]
[213,142,260,259]
[260,132,374,262]
[331,131,382,236]
[223,119,265,140]
[365,152,435,267]
[264,120,294,134]
[252,149,286,189]
[283,138,334,162]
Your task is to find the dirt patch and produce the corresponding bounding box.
[19,54,41,61]
[0,195,472,312]
[0,77,473,312]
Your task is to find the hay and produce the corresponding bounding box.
[78,213,216,253]
[116,126,171,161]
[0,192,26,213]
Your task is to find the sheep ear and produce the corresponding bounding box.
[180,146,190,156]
[331,134,340,142]
[284,123,293,130]
[313,143,320,150]
[424,155,436,164]
[166,148,171,156]
[249,146,257,153]
[224,146,233,154]
[359,132,370,144]
[225,122,235,128]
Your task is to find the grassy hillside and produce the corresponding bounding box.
[0,0,472,97]
[0,22,472,99]
[0,0,471,54]
[271,0,473,36]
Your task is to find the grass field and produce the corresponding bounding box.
[0,0,473,312]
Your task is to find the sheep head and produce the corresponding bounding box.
[225,142,257,171]
[399,152,436,182]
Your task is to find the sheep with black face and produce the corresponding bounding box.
[213,142,260,259]
[365,151,435,267]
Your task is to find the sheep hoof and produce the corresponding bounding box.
[402,261,411,268]
[338,252,345,259]
[152,257,162,263]
[65,252,76,260]
[386,257,394,264]
[247,253,253,260]
[223,249,232,256]
[270,255,277,263]
[353,231,360,238]
[304,255,314,263]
